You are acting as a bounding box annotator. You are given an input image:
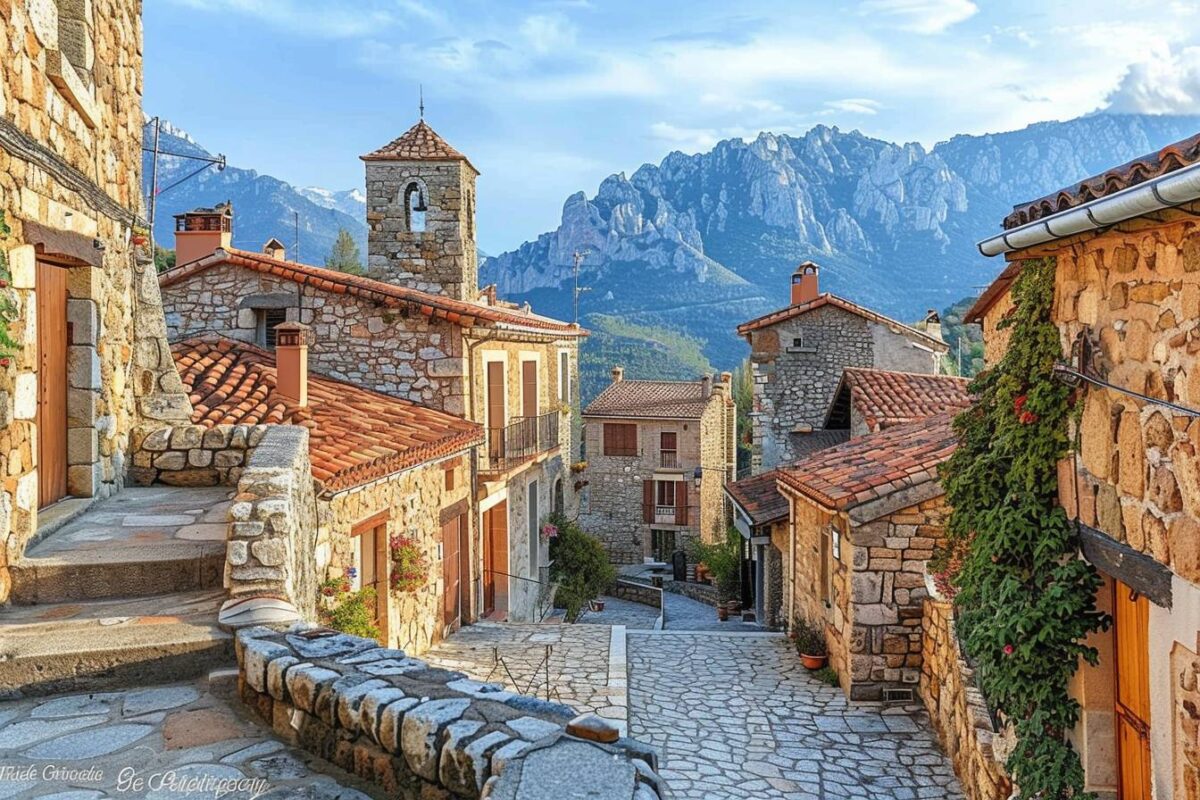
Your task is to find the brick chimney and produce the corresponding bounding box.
[263,237,286,261]
[701,374,713,399]
[923,309,943,342]
[611,366,624,383]
[790,261,820,305]
[275,322,309,407]
[173,201,233,265]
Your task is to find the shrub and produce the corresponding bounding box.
[691,527,741,602]
[548,514,615,622]
[790,617,827,657]
[388,534,428,593]
[317,572,380,641]
[813,666,840,687]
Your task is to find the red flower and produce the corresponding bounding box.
[1013,395,1027,413]
[1003,644,1015,656]
[1019,410,1038,425]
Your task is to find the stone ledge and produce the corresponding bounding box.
[236,626,664,800]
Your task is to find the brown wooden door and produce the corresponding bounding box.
[483,502,508,617]
[355,521,388,642]
[441,515,466,630]
[487,361,505,460]
[36,262,69,509]
[1114,580,1151,800]
[521,360,537,417]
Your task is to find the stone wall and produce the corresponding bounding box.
[748,304,939,471]
[919,600,1010,800]
[1171,633,1200,798]
[979,287,1013,367]
[236,626,665,800]
[0,0,192,602]
[324,456,471,656]
[128,423,267,488]
[610,579,663,614]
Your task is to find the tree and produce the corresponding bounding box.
[154,246,175,274]
[731,360,754,475]
[325,228,363,274]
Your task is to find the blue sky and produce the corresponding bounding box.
[144,0,1200,254]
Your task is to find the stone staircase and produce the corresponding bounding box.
[0,486,235,697]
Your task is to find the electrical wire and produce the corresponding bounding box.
[1053,364,1200,418]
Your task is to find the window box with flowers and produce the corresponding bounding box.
[389,534,429,593]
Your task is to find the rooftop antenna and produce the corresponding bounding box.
[419,85,425,120]
[572,250,592,324]
[293,210,300,263]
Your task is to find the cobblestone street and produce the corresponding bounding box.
[628,631,964,800]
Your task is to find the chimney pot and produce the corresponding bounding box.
[611,366,624,383]
[923,309,943,342]
[701,374,713,399]
[276,321,310,407]
[173,200,233,266]
[263,238,287,260]
[791,261,820,305]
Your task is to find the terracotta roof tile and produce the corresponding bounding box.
[736,293,947,350]
[725,469,788,526]
[777,413,957,512]
[172,336,483,494]
[832,368,971,432]
[583,379,721,419]
[160,248,584,337]
[360,120,479,172]
[1003,132,1200,230]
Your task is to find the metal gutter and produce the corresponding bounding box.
[976,160,1200,257]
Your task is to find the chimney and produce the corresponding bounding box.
[790,261,820,305]
[701,374,713,399]
[924,309,943,342]
[275,322,309,407]
[611,366,624,383]
[173,200,233,265]
[719,371,733,393]
[263,237,287,261]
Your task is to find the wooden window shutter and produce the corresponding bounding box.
[643,480,654,523]
[676,480,688,525]
[522,361,538,418]
[486,362,505,429]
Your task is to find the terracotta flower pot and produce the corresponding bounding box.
[800,653,828,670]
[592,599,605,612]
[717,605,729,621]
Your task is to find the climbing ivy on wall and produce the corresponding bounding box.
[939,257,1108,798]
[0,212,21,364]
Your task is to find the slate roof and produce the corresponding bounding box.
[1003,132,1200,230]
[829,368,971,432]
[725,469,789,527]
[583,379,720,419]
[777,413,956,512]
[360,120,479,173]
[172,336,483,494]
[160,248,585,337]
[736,293,947,350]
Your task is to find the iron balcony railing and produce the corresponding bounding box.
[660,451,679,469]
[482,411,560,472]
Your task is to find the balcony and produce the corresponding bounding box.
[481,411,560,473]
[660,451,679,469]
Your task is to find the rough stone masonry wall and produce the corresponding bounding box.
[324,456,471,656]
[919,600,1010,800]
[698,392,734,546]
[0,0,192,602]
[236,626,664,800]
[786,494,852,682]
[128,422,269,488]
[161,264,468,415]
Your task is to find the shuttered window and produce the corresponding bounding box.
[522,360,538,418]
[603,423,638,456]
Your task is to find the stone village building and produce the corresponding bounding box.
[967,131,1200,800]
[579,367,736,564]
[737,261,949,471]
[158,122,586,624]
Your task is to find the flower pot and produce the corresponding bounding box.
[717,605,729,621]
[591,599,605,612]
[800,653,828,670]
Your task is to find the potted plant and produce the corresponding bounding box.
[693,528,742,621]
[388,534,429,593]
[791,617,828,670]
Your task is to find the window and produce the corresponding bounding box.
[404,182,427,232]
[660,431,678,468]
[656,480,676,508]
[558,351,571,405]
[603,423,637,456]
[787,332,817,354]
[444,462,456,491]
[820,525,836,608]
[528,480,540,575]
[521,360,538,418]
[651,530,677,562]
[553,478,564,515]
[256,308,288,348]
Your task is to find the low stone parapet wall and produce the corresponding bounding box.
[919,600,1010,800]
[611,579,663,609]
[664,579,718,606]
[236,626,666,800]
[128,422,271,487]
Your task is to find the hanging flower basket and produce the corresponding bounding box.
[540,522,559,541]
[389,534,428,593]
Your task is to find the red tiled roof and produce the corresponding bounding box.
[832,368,970,432]
[736,293,947,350]
[725,469,788,527]
[964,260,1022,324]
[360,120,479,173]
[160,248,584,337]
[583,379,724,419]
[172,336,483,493]
[777,414,957,512]
[1003,132,1200,230]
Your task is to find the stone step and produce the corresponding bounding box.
[0,590,234,698]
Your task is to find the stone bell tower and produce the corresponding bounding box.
[361,120,479,301]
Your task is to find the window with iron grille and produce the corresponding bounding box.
[257,308,288,348]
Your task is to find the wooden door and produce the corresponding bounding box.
[487,361,505,460]
[521,360,537,418]
[483,502,508,617]
[356,521,388,641]
[36,262,69,508]
[441,515,465,630]
[1114,580,1151,800]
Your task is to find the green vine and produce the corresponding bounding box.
[939,257,1108,798]
[0,212,22,365]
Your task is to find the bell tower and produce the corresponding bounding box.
[361,120,479,301]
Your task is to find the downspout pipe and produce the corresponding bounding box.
[977,160,1200,257]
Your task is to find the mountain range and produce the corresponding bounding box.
[142,113,1200,400]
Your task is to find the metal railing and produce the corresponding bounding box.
[660,451,679,469]
[644,503,681,525]
[481,412,559,472]
[483,568,561,623]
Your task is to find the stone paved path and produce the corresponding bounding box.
[663,592,762,633]
[578,595,660,629]
[0,680,377,799]
[629,632,964,800]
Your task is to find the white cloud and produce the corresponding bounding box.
[164,0,409,38]
[649,122,722,152]
[1105,45,1200,114]
[823,98,884,115]
[520,14,577,54]
[859,0,978,34]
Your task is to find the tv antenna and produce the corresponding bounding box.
[419,85,425,120]
[143,116,227,246]
[572,250,592,324]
